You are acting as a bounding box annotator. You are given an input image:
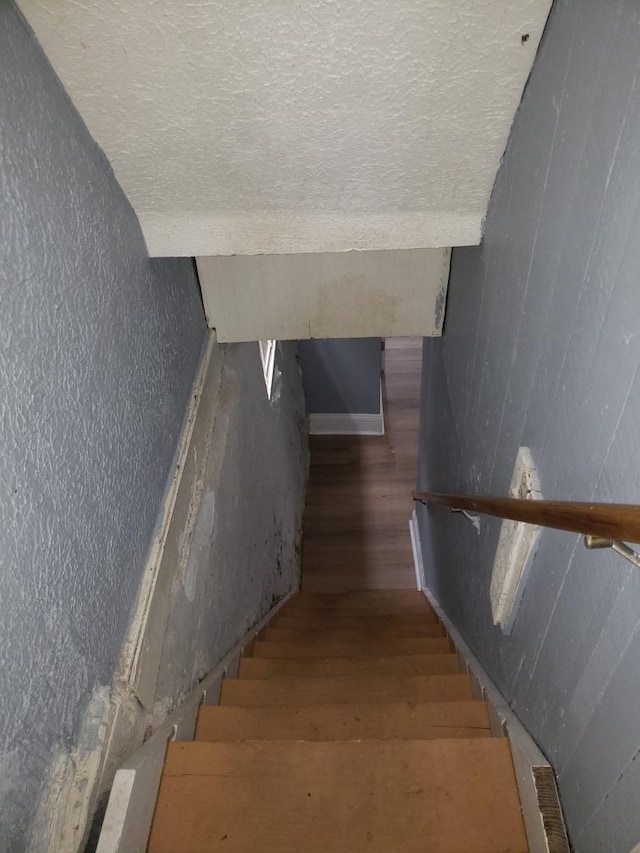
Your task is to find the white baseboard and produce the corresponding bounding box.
[95,590,295,853]
[409,516,569,852]
[309,411,384,435]
[309,383,385,436]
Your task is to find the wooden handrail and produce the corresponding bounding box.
[413,491,640,544]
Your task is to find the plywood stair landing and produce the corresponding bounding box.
[148,590,529,852]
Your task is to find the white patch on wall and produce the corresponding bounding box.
[490,447,542,634]
[183,490,215,602]
[258,340,277,399]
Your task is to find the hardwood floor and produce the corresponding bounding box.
[302,338,423,592]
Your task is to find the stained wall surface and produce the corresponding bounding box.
[417,1,640,848]
[155,339,308,704]
[196,248,451,341]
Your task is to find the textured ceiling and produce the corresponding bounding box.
[19,0,551,256]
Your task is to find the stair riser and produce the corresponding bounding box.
[239,653,461,679]
[249,638,453,658]
[220,674,475,707]
[271,613,439,629]
[261,624,445,641]
[292,591,427,603]
[280,602,435,617]
[195,701,492,742]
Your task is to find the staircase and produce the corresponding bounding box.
[147,589,528,852]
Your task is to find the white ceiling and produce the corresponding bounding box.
[19,0,551,257]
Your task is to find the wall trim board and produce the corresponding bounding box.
[30,334,221,853]
[95,589,296,853]
[410,518,570,853]
[308,384,385,436]
[126,332,220,709]
[35,330,301,853]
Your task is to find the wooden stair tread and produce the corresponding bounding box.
[280,599,434,617]
[289,590,428,606]
[262,623,445,641]
[301,579,420,595]
[148,739,528,853]
[271,611,439,629]
[249,636,451,658]
[221,673,475,707]
[195,700,492,742]
[239,653,460,679]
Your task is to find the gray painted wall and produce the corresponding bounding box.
[1,8,309,849]
[417,1,640,848]
[298,338,382,414]
[0,5,193,847]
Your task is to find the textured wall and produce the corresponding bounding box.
[417,0,640,848]
[18,0,551,255]
[298,339,381,415]
[155,340,308,704]
[0,5,206,848]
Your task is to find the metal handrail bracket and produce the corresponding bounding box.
[583,535,640,570]
[450,507,481,534]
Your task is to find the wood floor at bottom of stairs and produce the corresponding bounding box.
[147,738,528,853]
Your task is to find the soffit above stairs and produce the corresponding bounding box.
[19,0,551,257]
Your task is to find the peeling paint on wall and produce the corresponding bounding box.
[154,341,308,707]
[29,330,307,853]
[183,490,215,603]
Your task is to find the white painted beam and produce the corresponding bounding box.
[196,248,450,341]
